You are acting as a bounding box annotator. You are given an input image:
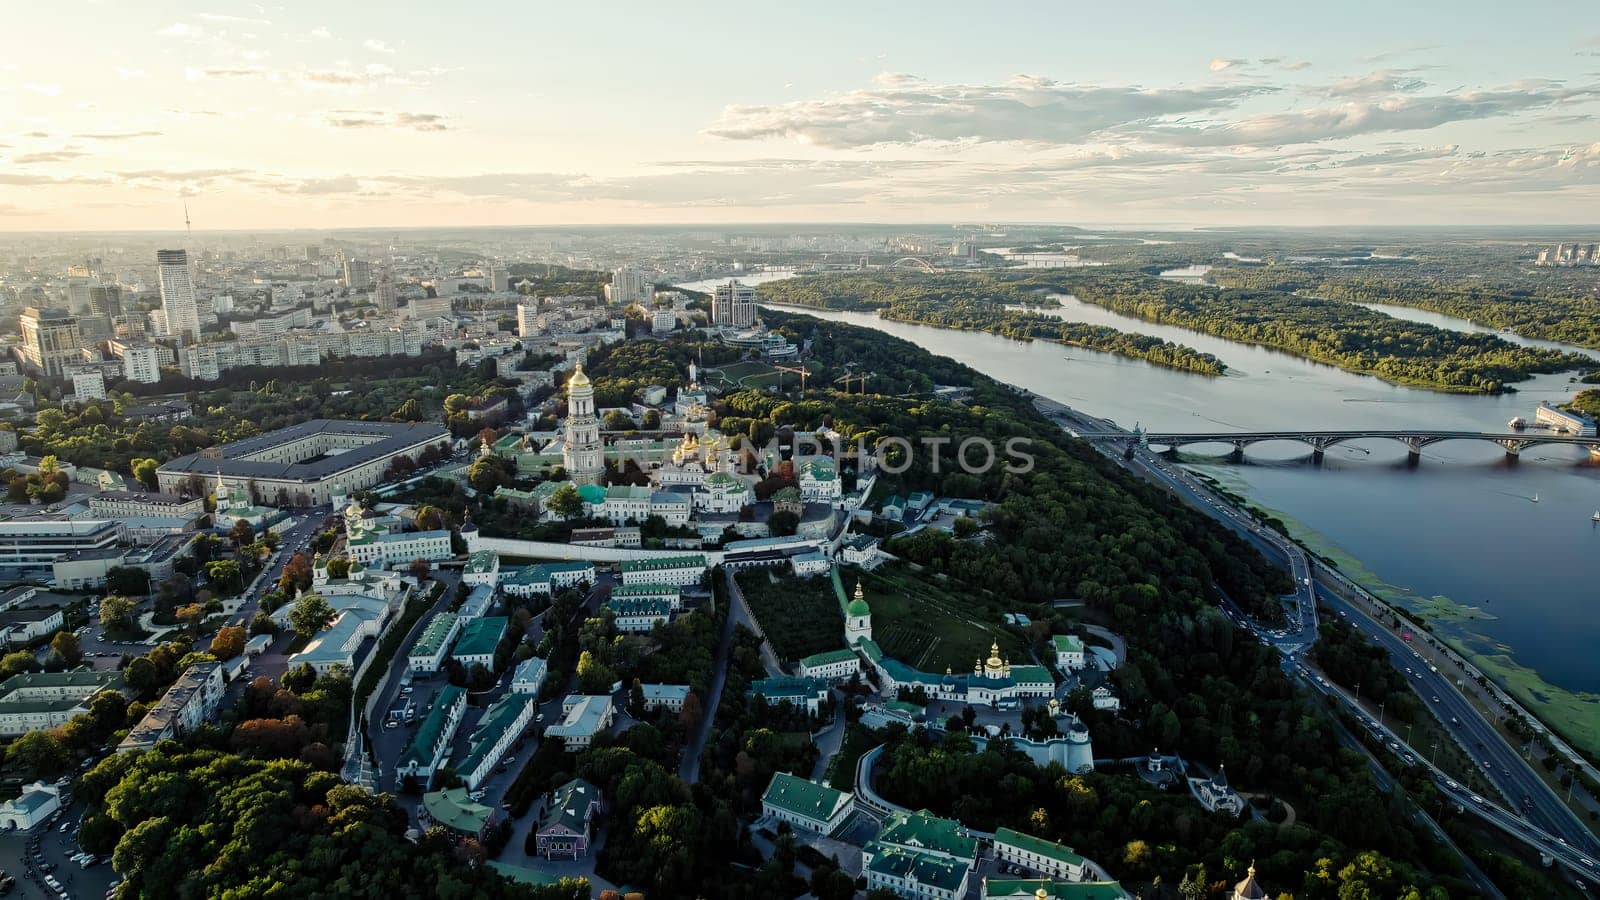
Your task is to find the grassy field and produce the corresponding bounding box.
[858,565,1025,673]
[737,570,845,663]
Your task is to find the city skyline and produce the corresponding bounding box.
[5,1,1600,230]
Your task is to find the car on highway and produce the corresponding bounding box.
[1432,696,1440,703]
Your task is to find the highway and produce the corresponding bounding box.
[1031,394,1600,886]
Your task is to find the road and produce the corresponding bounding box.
[1314,580,1600,857]
[1030,393,1600,884]
[679,568,742,784]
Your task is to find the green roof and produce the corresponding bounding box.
[423,786,493,834]
[400,685,464,768]
[543,777,600,836]
[883,699,924,715]
[619,554,706,573]
[984,880,1129,900]
[576,484,606,505]
[605,597,670,618]
[453,616,508,658]
[610,583,681,599]
[762,771,850,823]
[876,809,977,860]
[994,827,1086,867]
[410,612,458,658]
[865,845,968,892]
[464,549,498,574]
[604,484,652,500]
[799,648,859,668]
[856,637,885,663]
[459,692,535,776]
[1052,634,1085,654]
[1010,665,1055,685]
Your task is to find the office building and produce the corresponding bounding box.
[712,279,756,327]
[17,307,82,377]
[343,258,374,290]
[156,419,450,506]
[71,371,106,401]
[606,267,652,305]
[374,271,398,312]
[121,344,163,383]
[157,249,202,343]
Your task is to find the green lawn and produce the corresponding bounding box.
[858,566,1025,673]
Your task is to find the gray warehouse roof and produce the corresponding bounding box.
[157,419,450,482]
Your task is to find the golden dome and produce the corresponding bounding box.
[985,641,1004,671]
[567,362,590,388]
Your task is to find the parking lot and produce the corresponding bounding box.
[0,781,119,900]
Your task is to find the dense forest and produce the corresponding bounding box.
[760,270,1590,392]
[1207,265,1600,352]
[1061,275,1587,393]
[756,272,1224,373]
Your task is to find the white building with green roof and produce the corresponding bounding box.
[458,692,536,789]
[865,845,971,900]
[451,616,507,668]
[760,771,855,835]
[993,827,1088,881]
[462,549,500,588]
[798,648,861,681]
[397,684,466,788]
[1052,635,1087,671]
[609,582,682,609]
[982,879,1130,900]
[605,597,671,632]
[619,554,706,587]
[798,456,840,503]
[872,808,977,863]
[408,612,462,675]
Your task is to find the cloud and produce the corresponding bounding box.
[195,12,271,26]
[1209,58,1246,72]
[157,22,205,39]
[705,72,1271,147]
[309,26,332,39]
[363,39,397,54]
[188,66,270,80]
[1320,69,1429,97]
[25,83,62,96]
[1135,82,1600,146]
[323,110,448,131]
[11,150,89,164]
[73,131,163,141]
[117,68,148,80]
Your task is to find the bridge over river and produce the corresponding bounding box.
[1078,429,1600,462]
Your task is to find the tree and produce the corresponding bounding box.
[408,558,433,581]
[8,730,69,777]
[205,559,244,595]
[327,557,351,580]
[123,656,160,698]
[50,630,83,667]
[288,593,335,639]
[576,650,617,695]
[210,625,246,660]
[545,483,583,519]
[6,475,29,503]
[279,552,312,593]
[100,595,138,633]
[0,651,38,680]
[130,457,160,491]
[281,662,316,693]
[106,566,151,596]
[229,519,255,546]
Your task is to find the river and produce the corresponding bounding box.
[679,274,1600,749]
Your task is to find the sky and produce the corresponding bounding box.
[4,0,1600,230]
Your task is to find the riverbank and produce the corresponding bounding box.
[1200,464,1600,759]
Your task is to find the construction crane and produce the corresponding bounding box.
[773,364,810,392]
[833,372,870,394]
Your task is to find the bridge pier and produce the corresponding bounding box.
[1229,441,1245,463]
